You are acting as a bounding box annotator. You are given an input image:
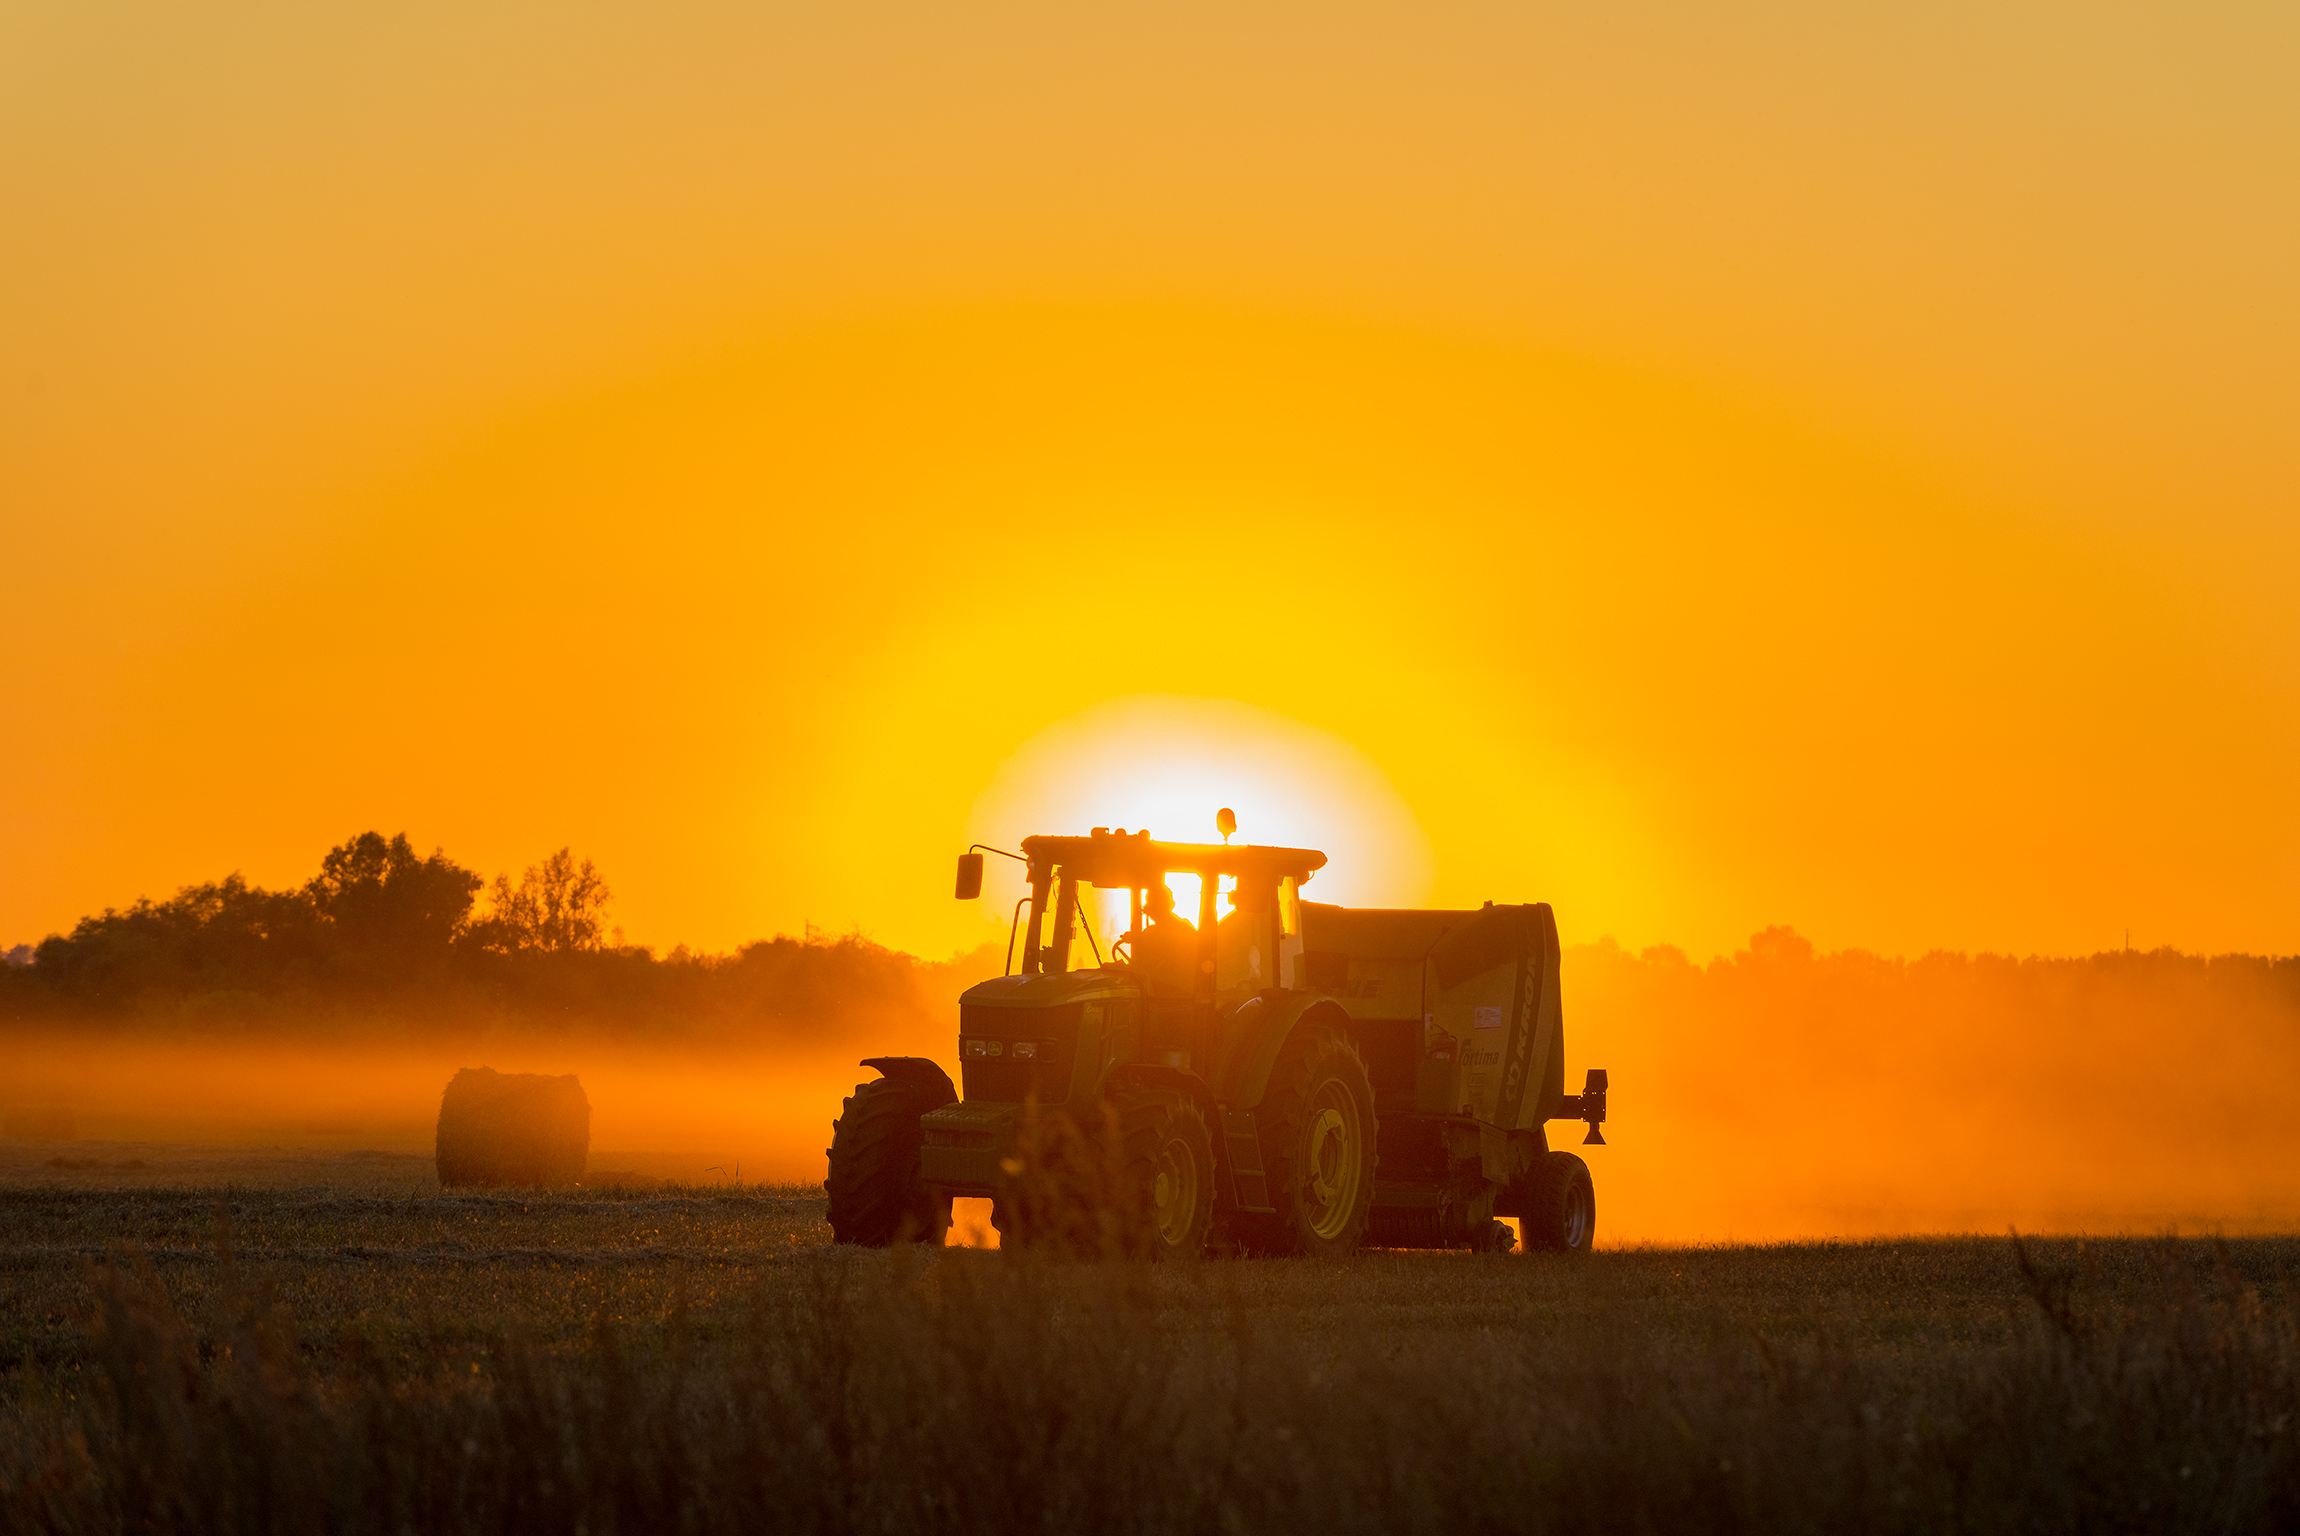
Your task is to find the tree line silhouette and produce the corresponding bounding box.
[6,834,2293,1088]
[0,832,997,1047]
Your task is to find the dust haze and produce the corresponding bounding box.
[7,850,2294,1238]
[1572,930,2300,1240]
[0,1031,934,1188]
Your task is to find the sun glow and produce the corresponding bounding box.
[967,696,1436,916]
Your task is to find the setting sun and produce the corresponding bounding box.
[967,696,1435,911]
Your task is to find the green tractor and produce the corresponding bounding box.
[826,820,1608,1258]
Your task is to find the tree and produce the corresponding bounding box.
[26,873,323,1004]
[306,832,483,960]
[470,848,613,955]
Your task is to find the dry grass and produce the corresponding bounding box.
[0,1182,828,1383]
[0,1177,2294,1533]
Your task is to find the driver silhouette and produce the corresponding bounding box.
[1127,884,1198,999]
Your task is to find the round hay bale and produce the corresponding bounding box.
[434,1067,589,1188]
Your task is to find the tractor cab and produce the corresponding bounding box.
[944,827,1327,1112]
[965,827,1324,989]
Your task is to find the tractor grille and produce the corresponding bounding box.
[958,1002,1082,1105]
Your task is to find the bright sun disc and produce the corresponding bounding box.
[967,695,1436,909]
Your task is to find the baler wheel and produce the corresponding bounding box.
[1520,1150,1597,1255]
[826,1070,955,1247]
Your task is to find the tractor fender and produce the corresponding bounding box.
[860,1057,958,1102]
[1214,993,1354,1111]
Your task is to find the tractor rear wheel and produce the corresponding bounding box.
[826,1068,955,1246]
[1237,1026,1378,1258]
[1115,1093,1215,1261]
[1519,1150,1596,1255]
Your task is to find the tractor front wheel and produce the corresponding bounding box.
[826,1067,955,1246]
[1115,1093,1215,1261]
[1238,1026,1378,1258]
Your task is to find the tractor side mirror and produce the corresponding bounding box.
[954,853,984,901]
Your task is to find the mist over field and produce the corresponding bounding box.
[1572,933,2300,1239]
[7,833,2293,1240]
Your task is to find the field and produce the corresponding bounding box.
[2,1145,2295,1533]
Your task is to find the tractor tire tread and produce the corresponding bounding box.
[1234,1025,1378,1258]
[1109,1091,1215,1261]
[826,1070,955,1247]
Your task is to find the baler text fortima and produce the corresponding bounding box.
[827,819,1608,1258]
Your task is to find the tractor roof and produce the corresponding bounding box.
[1021,829,1327,888]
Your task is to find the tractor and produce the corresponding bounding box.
[826,818,1608,1258]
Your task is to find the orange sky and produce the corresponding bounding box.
[5,1,2295,964]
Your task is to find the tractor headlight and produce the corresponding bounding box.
[964,1039,985,1058]
[1012,1040,1037,1060]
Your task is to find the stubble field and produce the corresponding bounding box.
[2,1146,2295,1534]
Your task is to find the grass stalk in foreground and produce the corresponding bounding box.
[1,1234,2294,1534]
